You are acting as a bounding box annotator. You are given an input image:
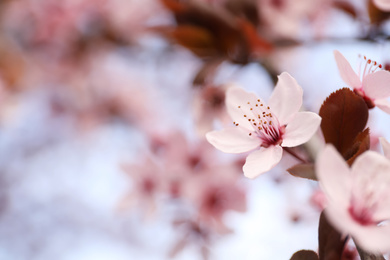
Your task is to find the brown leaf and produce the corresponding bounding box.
[237,18,273,56]
[290,250,319,260]
[318,211,346,260]
[287,163,317,181]
[333,1,358,18]
[319,88,368,159]
[159,25,219,58]
[224,0,260,26]
[158,0,271,64]
[160,0,187,13]
[346,128,370,166]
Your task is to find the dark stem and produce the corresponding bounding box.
[283,147,308,164]
[355,243,385,260]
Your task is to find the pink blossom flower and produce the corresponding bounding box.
[334,50,390,113]
[317,145,390,253]
[206,72,321,178]
[373,0,390,11]
[119,155,166,219]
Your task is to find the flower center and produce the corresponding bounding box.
[233,98,284,147]
[348,194,375,226]
[353,88,375,108]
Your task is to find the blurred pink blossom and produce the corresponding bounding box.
[3,0,105,52]
[206,72,321,178]
[334,50,390,113]
[317,145,390,253]
[184,165,246,233]
[258,0,332,39]
[119,155,165,218]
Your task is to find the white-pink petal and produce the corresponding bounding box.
[243,145,283,179]
[324,202,356,237]
[380,137,390,160]
[334,50,361,89]
[326,202,390,253]
[206,127,261,154]
[225,87,259,131]
[351,151,390,221]
[351,151,390,180]
[363,70,390,99]
[353,224,390,253]
[373,0,390,11]
[281,111,321,147]
[316,145,351,207]
[268,72,303,125]
[375,98,390,114]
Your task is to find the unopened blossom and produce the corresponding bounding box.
[206,72,321,178]
[193,84,231,136]
[373,0,390,11]
[334,50,390,113]
[317,145,390,253]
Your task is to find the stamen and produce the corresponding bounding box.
[359,54,384,78]
[235,98,282,147]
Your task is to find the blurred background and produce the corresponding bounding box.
[0,0,390,259]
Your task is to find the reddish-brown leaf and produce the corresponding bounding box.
[160,0,187,13]
[319,88,368,159]
[290,250,319,260]
[333,1,358,18]
[287,163,317,181]
[318,211,346,260]
[169,25,218,58]
[224,0,260,26]
[158,0,271,64]
[238,18,273,56]
[346,128,370,166]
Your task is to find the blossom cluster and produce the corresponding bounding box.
[205,49,390,256]
[2,0,390,259]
